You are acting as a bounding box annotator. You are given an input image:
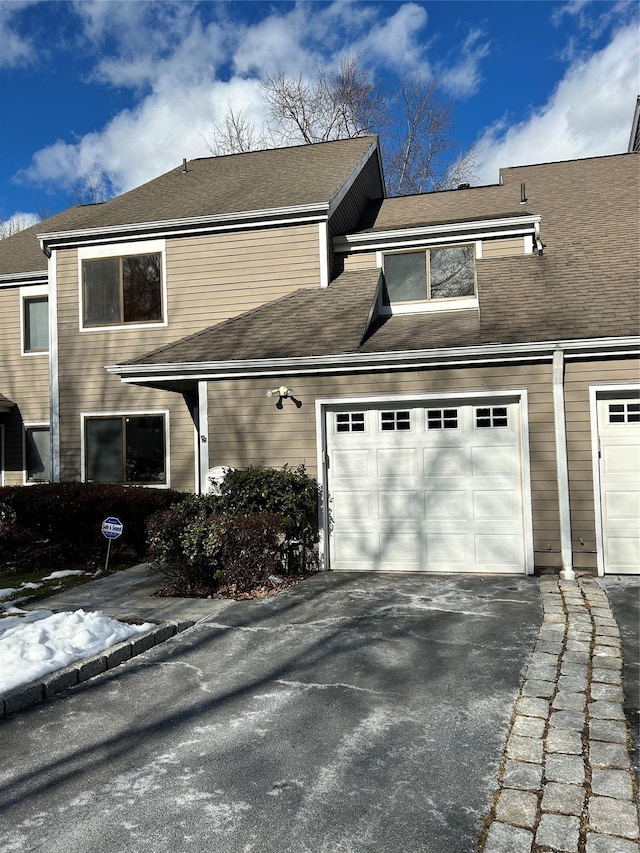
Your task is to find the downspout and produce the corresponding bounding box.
[197,380,209,494]
[48,254,60,482]
[553,348,575,579]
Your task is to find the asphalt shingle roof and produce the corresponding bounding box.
[0,136,379,279]
[130,269,382,364]
[125,152,638,367]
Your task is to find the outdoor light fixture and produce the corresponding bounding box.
[266,386,302,409]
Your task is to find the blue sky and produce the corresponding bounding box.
[1,0,638,227]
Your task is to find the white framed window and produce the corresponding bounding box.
[426,408,459,430]
[380,410,411,431]
[78,240,167,331]
[24,424,51,483]
[476,406,509,428]
[383,245,476,305]
[20,285,49,355]
[335,412,365,433]
[82,412,169,485]
[608,401,640,424]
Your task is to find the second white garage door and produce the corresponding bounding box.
[326,400,527,573]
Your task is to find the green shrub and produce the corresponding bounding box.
[216,463,319,548]
[146,465,321,595]
[146,494,223,593]
[0,483,185,569]
[214,512,284,594]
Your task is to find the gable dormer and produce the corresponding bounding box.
[334,191,541,316]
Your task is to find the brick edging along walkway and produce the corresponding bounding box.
[0,619,194,718]
[480,575,639,853]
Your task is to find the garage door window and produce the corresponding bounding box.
[476,406,509,428]
[381,410,411,431]
[336,412,365,433]
[426,408,459,429]
[608,402,640,423]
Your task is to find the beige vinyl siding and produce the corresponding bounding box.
[564,356,640,570]
[166,224,321,334]
[207,361,563,568]
[54,222,321,488]
[338,236,526,277]
[481,236,526,258]
[0,286,50,485]
[340,251,378,272]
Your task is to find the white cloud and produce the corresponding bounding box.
[14,1,494,200]
[0,1,35,68]
[474,21,640,184]
[439,28,490,98]
[20,77,266,195]
[350,2,430,74]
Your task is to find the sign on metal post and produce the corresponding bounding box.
[101,516,123,572]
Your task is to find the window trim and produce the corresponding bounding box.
[78,240,167,332]
[20,285,49,356]
[23,423,51,484]
[378,244,479,315]
[81,409,171,487]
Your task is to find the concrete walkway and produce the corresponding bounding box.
[21,563,232,624]
[481,574,639,853]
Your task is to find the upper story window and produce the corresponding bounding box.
[23,296,49,353]
[82,253,163,327]
[383,245,475,304]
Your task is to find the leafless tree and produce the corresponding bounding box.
[207,106,270,155]
[70,175,108,206]
[262,57,385,145]
[383,75,473,195]
[0,214,39,239]
[206,56,475,196]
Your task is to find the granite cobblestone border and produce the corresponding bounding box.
[479,574,639,853]
[0,619,194,718]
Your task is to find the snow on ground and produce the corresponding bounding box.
[0,608,155,693]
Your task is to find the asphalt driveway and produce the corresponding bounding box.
[0,573,542,853]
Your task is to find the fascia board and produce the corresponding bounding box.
[106,336,640,383]
[327,139,384,217]
[334,215,542,252]
[37,203,331,254]
[0,271,48,288]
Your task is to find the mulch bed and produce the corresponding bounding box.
[154,573,311,601]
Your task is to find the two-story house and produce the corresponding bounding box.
[1,136,638,578]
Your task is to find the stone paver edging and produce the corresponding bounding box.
[479,575,640,853]
[0,619,194,718]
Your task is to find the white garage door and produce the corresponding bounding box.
[326,400,526,573]
[598,396,640,574]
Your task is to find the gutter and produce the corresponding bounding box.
[334,214,541,252]
[0,271,48,288]
[37,203,331,256]
[106,336,640,384]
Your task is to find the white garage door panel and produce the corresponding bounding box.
[327,402,526,573]
[598,397,640,575]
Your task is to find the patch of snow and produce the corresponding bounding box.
[0,609,154,693]
[42,570,86,580]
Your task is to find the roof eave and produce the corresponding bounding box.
[38,202,331,253]
[335,214,542,252]
[107,336,640,384]
[0,270,48,288]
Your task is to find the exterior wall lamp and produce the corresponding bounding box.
[266,386,302,409]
